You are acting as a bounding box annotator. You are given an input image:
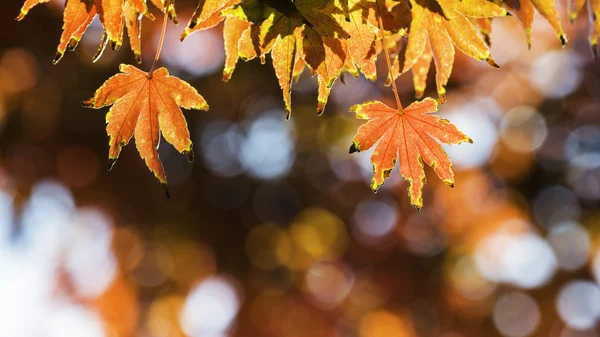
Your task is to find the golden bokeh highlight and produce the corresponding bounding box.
[359,310,415,337]
[287,207,349,270]
[146,295,187,337]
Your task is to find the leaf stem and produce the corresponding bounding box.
[375,0,404,114]
[149,9,169,77]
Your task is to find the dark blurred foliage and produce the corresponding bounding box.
[1,1,600,337]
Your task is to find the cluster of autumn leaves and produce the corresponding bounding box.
[16,0,596,209]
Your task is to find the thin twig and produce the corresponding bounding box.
[375,0,404,114]
[149,10,169,77]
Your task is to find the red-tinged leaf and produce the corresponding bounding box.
[349,98,471,210]
[223,16,251,81]
[181,0,241,40]
[82,64,208,195]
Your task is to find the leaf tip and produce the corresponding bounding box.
[180,30,190,41]
[559,34,568,47]
[81,99,94,108]
[349,141,360,154]
[317,101,326,116]
[107,157,117,171]
[162,183,171,199]
[52,52,64,65]
[443,179,455,188]
[437,94,446,105]
[486,57,499,68]
[183,149,194,163]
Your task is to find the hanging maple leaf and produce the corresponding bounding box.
[219,0,348,117]
[123,0,153,64]
[222,16,252,81]
[501,0,567,47]
[567,0,600,58]
[323,0,410,81]
[17,0,173,63]
[82,64,208,196]
[349,98,471,210]
[180,0,241,40]
[386,0,505,100]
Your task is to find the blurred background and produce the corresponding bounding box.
[1,0,600,336]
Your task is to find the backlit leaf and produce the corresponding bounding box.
[18,0,161,63]
[223,16,252,81]
[349,98,471,210]
[502,0,567,46]
[387,0,505,100]
[181,0,242,40]
[82,64,209,196]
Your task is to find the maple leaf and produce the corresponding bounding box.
[386,0,505,100]
[224,0,348,117]
[502,0,567,47]
[567,0,600,58]
[18,0,173,63]
[123,0,152,64]
[180,0,241,40]
[82,64,209,196]
[222,16,252,81]
[349,98,471,210]
[16,0,50,21]
[323,0,409,81]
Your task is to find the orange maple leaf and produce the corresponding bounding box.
[82,64,209,196]
[349,98,471,210]
[17,0,171,63]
